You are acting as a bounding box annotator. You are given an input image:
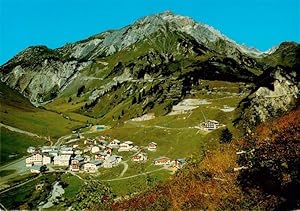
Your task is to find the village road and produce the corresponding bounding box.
[118,162,128,178]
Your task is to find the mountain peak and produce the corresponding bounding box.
[160,10,175,16]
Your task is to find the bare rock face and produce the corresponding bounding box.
[0,46,91,105]
[240,68,299,132]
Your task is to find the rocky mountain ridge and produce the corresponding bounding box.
[238,67,299,131]
[0,11,299,128]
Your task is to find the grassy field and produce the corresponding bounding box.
[0,82,91,138]
[61,173,84,200]
[0,169,16,177]
[107,170,171,196]
[0,128,45,166]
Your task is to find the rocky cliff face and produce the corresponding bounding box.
[239,67,299,132]
[0,46,91,104]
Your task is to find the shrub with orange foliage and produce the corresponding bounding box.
[113,109,300,210]
[238,109,300,210]
[113,144,248,210]
[254,109,300,144]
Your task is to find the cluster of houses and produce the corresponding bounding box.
[26,134,186,174]
[153,156,186,169]
[26,146,75,173]
[25,137,162,174]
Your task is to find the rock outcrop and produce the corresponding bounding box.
[0,46,91,104]
[239,68,299,132]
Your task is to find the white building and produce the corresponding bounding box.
[41,146,57,153]
[147,142,157,151]
[60,146,73,155]
[91,146,100,154]
[104,147,112,155]
[154,157,171,166]
[118,141,134,152]
[203,120,220,131]
[132,153,147,162]
[26,153,43,167]
[49,150,59,157]
[108,139,121,148]
[70,160,80,172]
[83,161,102,173]
[103,155,122,168]
[95,152,108,161]
[53,155,71,166]
[42,155,51,165]
[27,146,36,154]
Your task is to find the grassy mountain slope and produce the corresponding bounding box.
[0,82,88,138]
[112,109,300,210]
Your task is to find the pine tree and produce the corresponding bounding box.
[220,128,233,143]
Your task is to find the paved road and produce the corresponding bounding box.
[0,202,7,211]
[55,134,72,146]
[126,121,196,130]
[0,157,29,187]
[118,162,129,178]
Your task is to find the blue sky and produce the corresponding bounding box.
[0,0,299,64]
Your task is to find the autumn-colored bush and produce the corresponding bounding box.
[113,144,246,210]
[238,109,300,210]
[113,109,300,210]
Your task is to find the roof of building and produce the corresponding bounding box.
[91,160,102,165]
[154,156,170,161]
[60,147,73,151]
[112,139,120,143]
[74,155,84,161]
[208,120,219,124]
[54,154,71,160]
[176,158,186,163]
[106,155,122,162]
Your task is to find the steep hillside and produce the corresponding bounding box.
[112,109,300,210]
[0,82,88,138]
[0,11,260,106]
[236,66,299,132]
[0,11,299,130]
[262,42,300,71]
